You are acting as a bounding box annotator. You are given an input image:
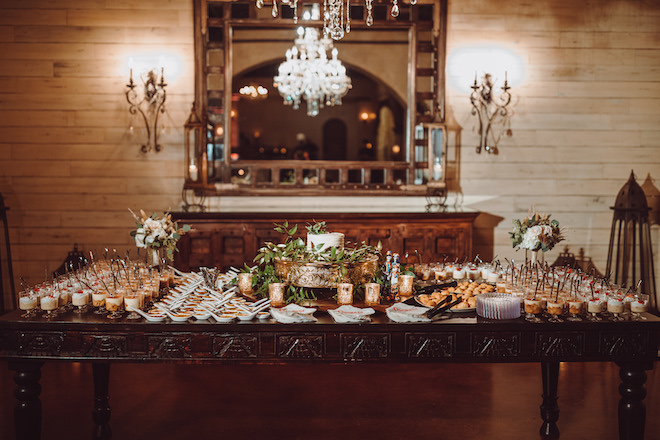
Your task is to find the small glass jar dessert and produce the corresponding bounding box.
[546,300,565,322]
[18,290,39,318]
[567,299,585,321]
[71,289,89,314]
[124,293,142,320]
[92,289,107,312]
[586,297,604,321]
[40,292,59,319]
[630,294,649,321]
[105,290,124,319]
[523,297,544,322]
[607,295,625,321]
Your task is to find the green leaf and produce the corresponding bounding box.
[288,224,298,235]
[182,224,191,232]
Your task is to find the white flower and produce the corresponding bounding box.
[144,218,160,230]
[134,231,146,248]
[520,226,542,250]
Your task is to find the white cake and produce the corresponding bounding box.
[306,232,344,252]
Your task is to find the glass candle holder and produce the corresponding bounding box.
[337,283,353,305]
[268,282,286,307]
[364,282,381,306]
[238,273,254,295]
[398,275,414,298]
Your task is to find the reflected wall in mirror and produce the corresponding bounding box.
[190,0,447,196]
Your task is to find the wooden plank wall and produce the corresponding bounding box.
[0,0,195,294]
[0,0,659,300]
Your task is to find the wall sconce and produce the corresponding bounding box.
[126,62,167,153]
[470,72,512,154]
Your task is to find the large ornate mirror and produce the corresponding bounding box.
[187,0,447,197]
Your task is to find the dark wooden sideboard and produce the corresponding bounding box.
[171,211,479,271]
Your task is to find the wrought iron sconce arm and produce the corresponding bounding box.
[125,69,167,153]
[470,73,511,154]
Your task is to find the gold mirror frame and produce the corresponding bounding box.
[188,0,447,197]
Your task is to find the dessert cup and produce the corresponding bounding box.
[567,299,585,321]
[40,294,59,319]
[71,290,89,314]
[546,300,565,322]
[18,291,38,318]
[586,298,604,321]
[607,296,625,321]
[124,295,142,320]
[523,298,543,322]
[630,294,649,321]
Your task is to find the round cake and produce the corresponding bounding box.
[306,232,345,252]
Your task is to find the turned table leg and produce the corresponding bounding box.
[539,360,560,439]
[9,361,44,440]
[92,363,112,440]
[617,362,652,440]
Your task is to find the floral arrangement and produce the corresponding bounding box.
[129,209,191,261]
[510,210,564,252]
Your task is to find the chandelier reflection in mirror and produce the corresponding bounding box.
[256,0,413,41]
[273,27,352,117]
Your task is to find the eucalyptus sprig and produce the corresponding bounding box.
[306,221,328,235]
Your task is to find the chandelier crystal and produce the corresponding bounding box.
[273,27,352,117]
[257,0,413,41]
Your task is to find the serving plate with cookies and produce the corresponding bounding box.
[414,281,496,313]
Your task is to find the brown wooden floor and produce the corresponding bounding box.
[1,361,659,440]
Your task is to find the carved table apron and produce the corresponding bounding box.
[1,311,658,440]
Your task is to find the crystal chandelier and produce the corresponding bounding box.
[256,0,414,41]
[273,27,352,117]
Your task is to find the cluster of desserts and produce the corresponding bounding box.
[17,258,173,319]
[493,263,651,322]
[152,271,270,323]
[410,262,501,284]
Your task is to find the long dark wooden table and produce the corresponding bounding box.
[1,309,659,440]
